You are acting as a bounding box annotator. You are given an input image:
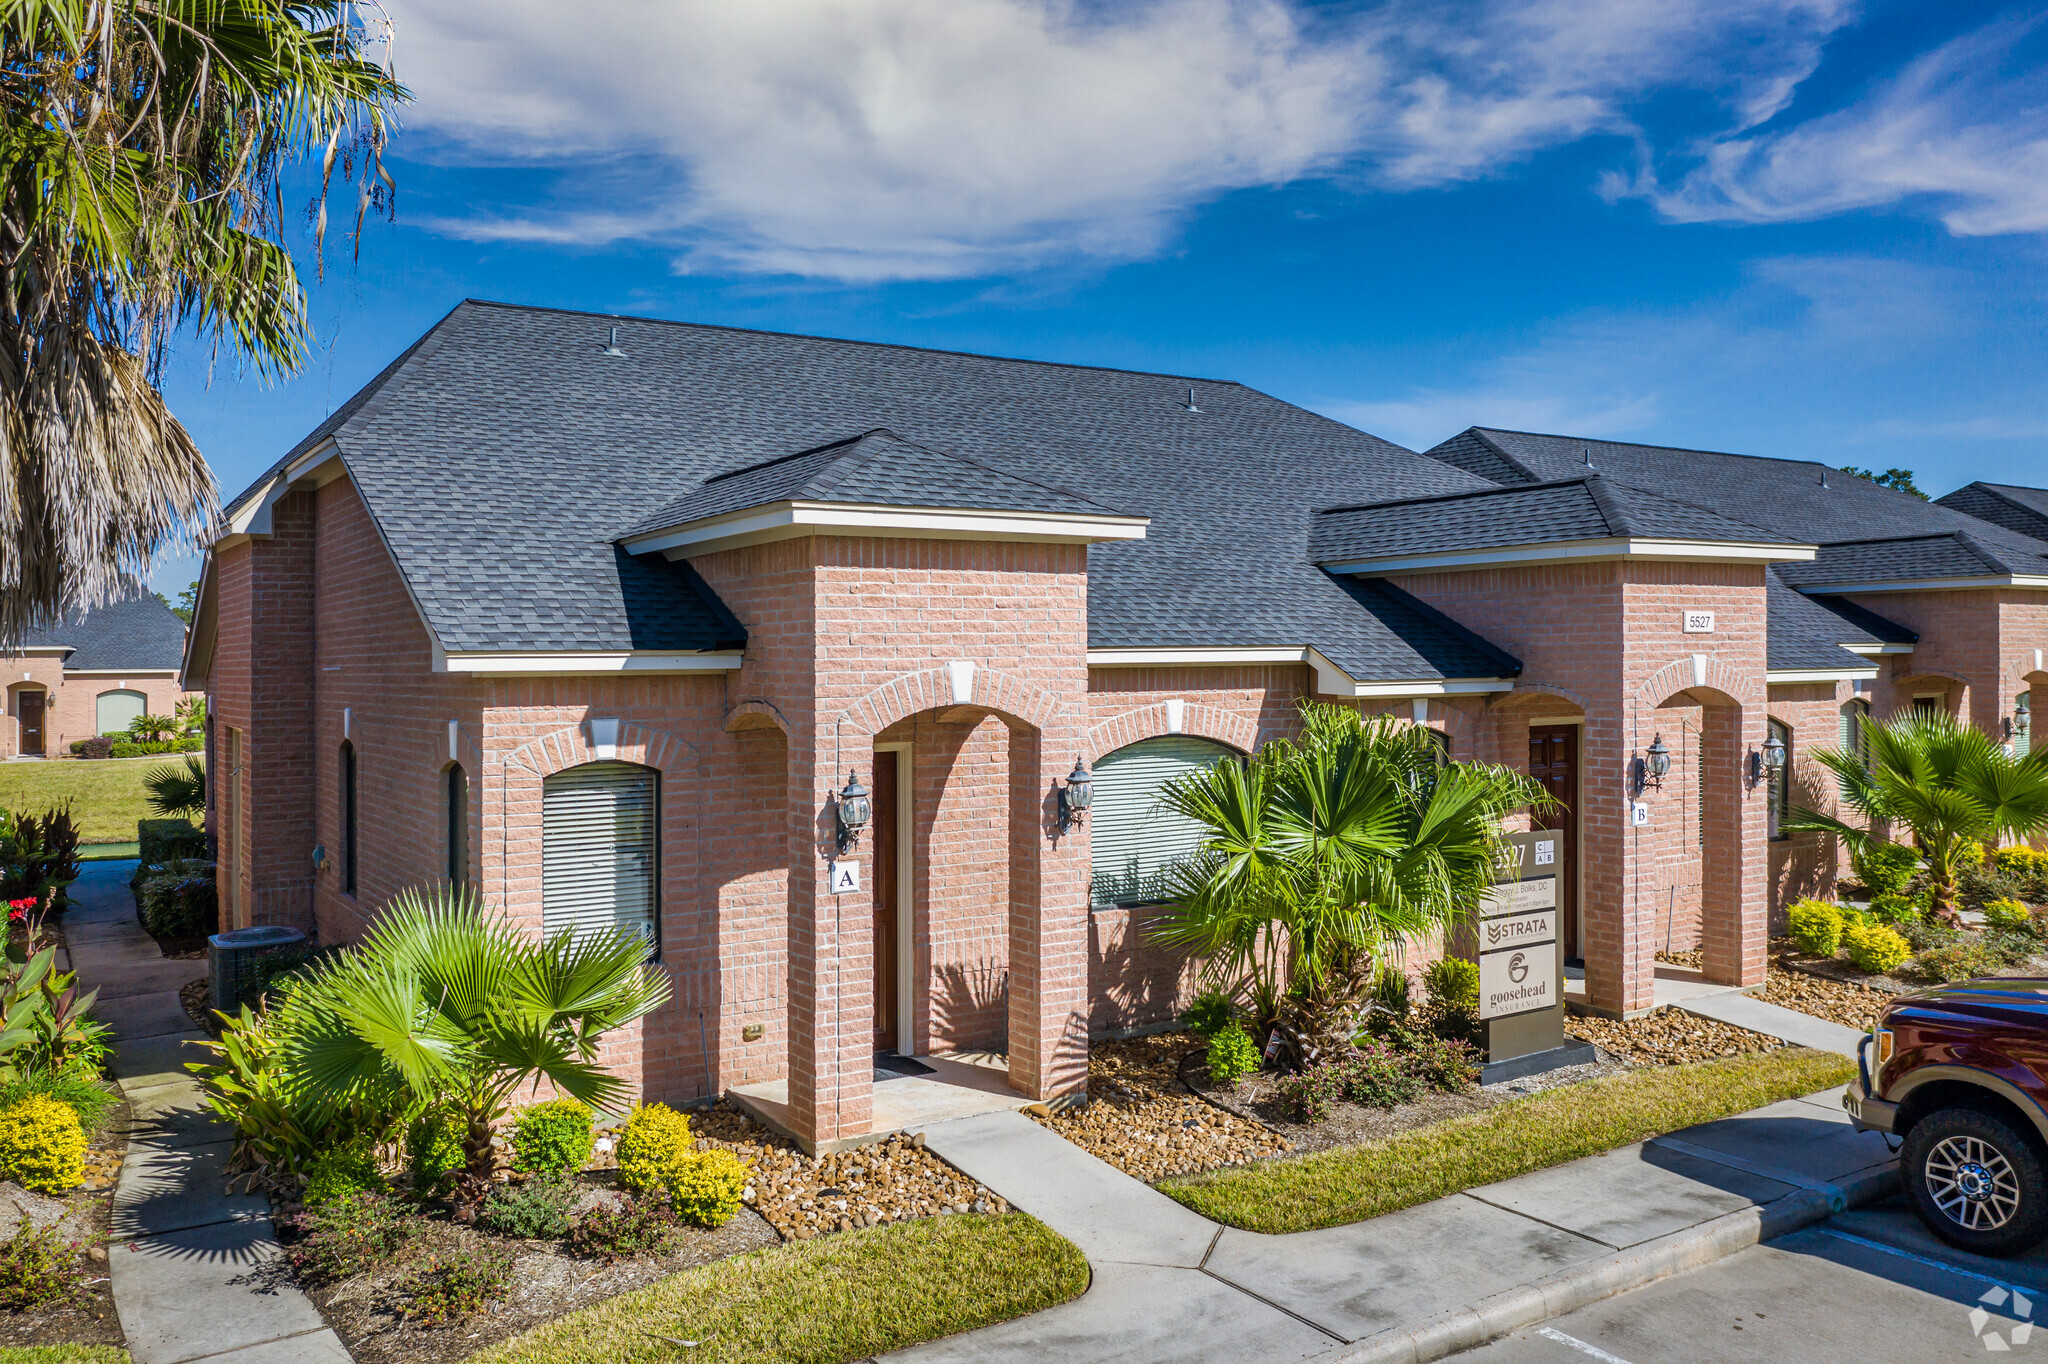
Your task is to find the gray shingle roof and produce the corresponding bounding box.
[1933,483,2048,546]
[1333,578,1522,679]
[1427,429,2048,564]
[1309,475,1793,564]
[629,428,1134,535]
[1775,531,2048,590]
[1766,573,1884,672]
[1800,593,1918,646]
[230,301,1502,680]
[15,588,188,671]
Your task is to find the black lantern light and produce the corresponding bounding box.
[835,770,871,853]
[1059,757,1093,831]
[1645,734,1672,782]
[1762,730,1787,772]
[2019,694,2032,738]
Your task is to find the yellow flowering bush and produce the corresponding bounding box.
[666,1148,748,1227]
[0,1096,85,1195]
[1843,923,1911,976]
[614,1103,694,1195]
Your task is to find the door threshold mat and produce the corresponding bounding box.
[874,1051,936,1082]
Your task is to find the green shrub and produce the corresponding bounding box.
[303,1140,383,1207]
[1178,990,1235,1038]
[478,1176,577,1240]
[0,1225,80,1310]
[0,1066,116,1135]
[512,1098,596,1178]
[135,861,216,941]
[1899,917,1958,953]
[404,1246,513,1325]
[67,737,111,760]
[1853,841,1920,897]
[1423,957,1479,1012]
[0,1095,84,1195]
[1787,899,1843,957]
[1868,893,1921,926]
[1843,924,1911,975]
[1372,966,1412,1020]
[1273,1043,1425,1123]
[1837,904,1871,928]
[1204,1023,1262,1082]
[564,1195,678,1262]
[1985,929,2040,967]
[1991,846,2048,900]
[1917,941,1994,983]
[1984,898,2036,933]
[110,740,179,758]
[406,1110,465,1196]
[1386,1023,1479,1092]
[173,736,204,752]
[667,1148,748,1228]
[614,1103,695,1196]
[136,818,205,868]
[284,1193,413,1282]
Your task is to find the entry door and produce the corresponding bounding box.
[872,750,900,1052]
[1528,725,1579,961]
[17,692,44,755]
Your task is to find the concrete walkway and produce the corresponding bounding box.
[884,1080,1896,1363]
[66,861,351,1364]
[1651,964,1867,1057]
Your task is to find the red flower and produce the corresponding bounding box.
[6,898,36,912]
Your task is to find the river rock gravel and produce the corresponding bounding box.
[1565,1006,1783,1065]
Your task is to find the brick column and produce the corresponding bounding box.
[1577,704,1641,1015]
[1701,703,1768,987]
[784,726,873,1149]
[1005,723,1091,1105]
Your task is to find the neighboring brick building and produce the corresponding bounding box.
[5,588,195,758]
[181,302,2048,1150]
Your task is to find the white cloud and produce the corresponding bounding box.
[388,0,1859,279]
[1637,15,2048,234]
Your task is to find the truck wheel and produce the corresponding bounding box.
[1903,1106,2048,1257]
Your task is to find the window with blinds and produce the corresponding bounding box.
[1090,736,1238,908]
[543,761,658,950]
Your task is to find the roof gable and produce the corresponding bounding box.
[15,588,188,672]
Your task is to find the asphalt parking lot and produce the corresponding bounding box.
[1455,1192,2048,1363]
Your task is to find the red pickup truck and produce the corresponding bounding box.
[1845,978,2048,1256]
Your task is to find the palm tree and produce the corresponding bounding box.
[127,713,176,743]
[143,755,204,818]
[274,885,670,1180]
[0,2,407,642]
[1151,702,1548,1064]
[1786,710,2048,925]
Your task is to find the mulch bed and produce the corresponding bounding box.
[298,1099,1017,1361]
[178,976,216,1036]
[0,1097,129,1352]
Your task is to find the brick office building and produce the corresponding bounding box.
[6,587,195,759]
[181,302,2048,1150]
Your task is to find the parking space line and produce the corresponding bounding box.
[1809,1227,2045,1295]
[1535,1326,1637,1363]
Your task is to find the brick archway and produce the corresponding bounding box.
[837,663,1067,739]
[1085,700,1256,762]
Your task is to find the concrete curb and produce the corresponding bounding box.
[1312,1160,1900,1364]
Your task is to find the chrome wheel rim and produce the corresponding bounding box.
[1926,1135,2023,1231]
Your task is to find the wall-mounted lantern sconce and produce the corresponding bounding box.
[311,844,328,872]
[834,770,870,854]
[2006,716,2018,743]
[1630,734,1672,799]
[1058,758,1093,832]
[2018,695,2032,739]
[1763,731,1787,773]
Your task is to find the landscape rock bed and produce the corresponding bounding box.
[1762,961,1898,1030]
[1565,1006,1783,1065]
[1023,1034,1292,1179]
[688,1102,1012,1238]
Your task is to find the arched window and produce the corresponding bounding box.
[1767,719,1792,841]
[1090,736,1240,908]
[96,689,146,735]
[543,761,657,949]
[339,740,358,895]
[446,763,469,885]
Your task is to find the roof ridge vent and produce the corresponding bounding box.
[601,325,627,358]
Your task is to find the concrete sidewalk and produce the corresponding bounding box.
[884,1078,1895,1363]
[66,861,352,1364]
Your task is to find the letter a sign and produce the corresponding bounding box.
[828,861,861,895]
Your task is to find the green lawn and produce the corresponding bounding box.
[1160,1048,1857,1234]
[0,1349,131,1363]
[472,1213,1088,1364]
[0,756,200,844]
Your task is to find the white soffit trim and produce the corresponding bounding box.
[218,442,346,547]
[440,650,745,676]
[1840,642,1914,656]
[1319,536,1816,575]
[626,501,1149,558]
[1793,575,2048,594]
[1083,645,1514,697]
[63,669,179,677]
[1767,667,1880,684]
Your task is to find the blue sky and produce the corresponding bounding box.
[153,0,2048,597]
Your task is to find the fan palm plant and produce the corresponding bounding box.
[1786,710,2048,925]
[1151,703,1548,1065]
[143,755,206,819]
[273,885,670,1180]
[0,2,406,642]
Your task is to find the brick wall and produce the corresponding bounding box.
[1768,681,1849,916]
